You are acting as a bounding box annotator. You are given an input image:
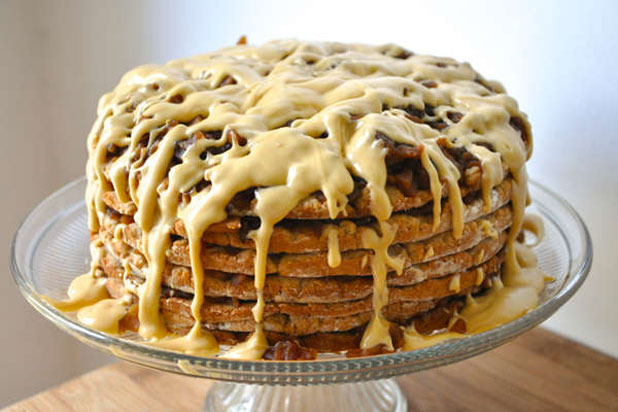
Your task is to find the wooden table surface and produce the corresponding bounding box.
[5,328,618,411]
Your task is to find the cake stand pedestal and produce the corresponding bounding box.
[11,178,591,412]
[204,380,406,412]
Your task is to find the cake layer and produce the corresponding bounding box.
[100,232,505,303]
[116,296,467,353]
[99,140,510,221]
[101,178,512,254]
[102,205,511,278]
[106,260,499,335]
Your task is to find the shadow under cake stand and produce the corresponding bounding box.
[11,178,592,411]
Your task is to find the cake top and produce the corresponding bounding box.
[88,38,531,227]
[84,39,535,358]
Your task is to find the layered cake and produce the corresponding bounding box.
[51,39,546,360]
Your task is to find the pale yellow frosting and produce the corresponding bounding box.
[48,39,544,359]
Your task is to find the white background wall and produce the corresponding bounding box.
[1,0,616,406]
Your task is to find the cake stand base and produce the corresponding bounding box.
[12,178,591,412]
[203,379,407,411]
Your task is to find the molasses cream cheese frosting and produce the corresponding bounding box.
[49,39,547,360]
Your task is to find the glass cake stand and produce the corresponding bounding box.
[11,177,592,412]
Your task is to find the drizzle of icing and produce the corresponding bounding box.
[45,273,108,312]
[46,240,108,312]
[113,223,126,240]
[78,39,538,358]
[361,255,369,269]
[403,230,547,349]
[475,249,485,266]
[325,225,342,268]
[148,327,219,357]
[360,222,404,350]
[423,246,435,261]
[449,274,461,293]
[475,267,485,286]
[403,324,464,350]
[420,147,443,231]
[221,324,269,360]
[461,242,545,333]
[521,214,544,247]
[77,297,129,334]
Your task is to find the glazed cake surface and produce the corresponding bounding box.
[62,39,544,359]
